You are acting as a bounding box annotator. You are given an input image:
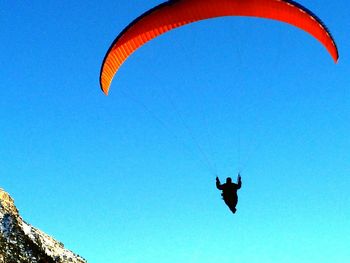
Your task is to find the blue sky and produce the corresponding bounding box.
[1,1,350,262]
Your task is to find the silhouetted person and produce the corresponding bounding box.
[216,174,242,214]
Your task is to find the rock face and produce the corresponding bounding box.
[0,188,86,263]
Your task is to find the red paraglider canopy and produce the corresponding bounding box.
[100,0,338,95]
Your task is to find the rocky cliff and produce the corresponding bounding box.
[0,188,86,263]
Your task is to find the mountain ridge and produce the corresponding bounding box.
[0,188,86,263]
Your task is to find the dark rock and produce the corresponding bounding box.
[0,188,86,263]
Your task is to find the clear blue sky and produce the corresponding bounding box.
[1,1,350,262]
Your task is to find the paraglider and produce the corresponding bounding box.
[99,0,339,215]
[216,174,242,214]
[100,0,338,95]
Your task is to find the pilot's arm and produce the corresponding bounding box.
[216,176,223,190]
[237,174,242,189]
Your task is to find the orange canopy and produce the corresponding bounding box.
[100,0,338,95]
